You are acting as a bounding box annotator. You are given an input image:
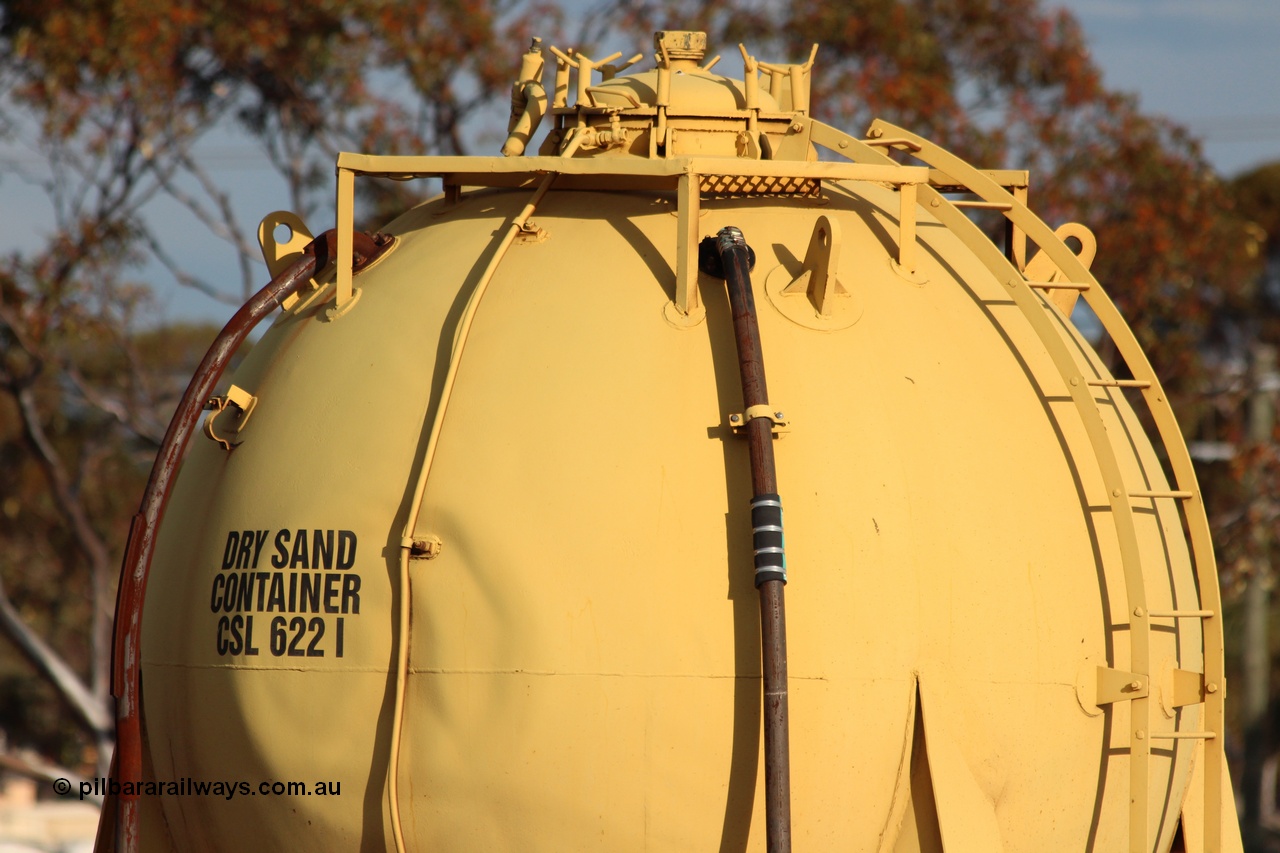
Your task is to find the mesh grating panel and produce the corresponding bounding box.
[698,174,821,197]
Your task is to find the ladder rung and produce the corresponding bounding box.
[1028,281,1090,291]
[1087,379,1152,389]
[1148,731,1215,740]
[1147,609,1214,618]
[951,200,1013,211]
[864,137,922,152]
[1129,489,1194,499]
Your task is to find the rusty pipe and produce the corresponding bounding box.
[101,229,391,853]
[708,226,792,853]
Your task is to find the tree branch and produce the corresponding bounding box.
[0,746,104,804]
[11,380,116,705]
[176,152,260,299]
[13,385,113,573]
[0,575,113,736]
[141,231,242,307]
[62,364,165,447]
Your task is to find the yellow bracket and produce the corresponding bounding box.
[1022,221,1098,315]
[1159,665,1209,715]
[330,167,361,321]
[782,215,848,315]
[329,152,927,329]
[257,211,318,311]
[766,215,862,331]
[203,384,258,451]
[672,172,704,324]
[257,211,314,277]
[1096,666,1150,705]
[891,180,927,283]
[729,405,790,435]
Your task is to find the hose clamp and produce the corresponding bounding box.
[728,404,790,435]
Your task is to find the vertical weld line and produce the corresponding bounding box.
[387,173,556,853]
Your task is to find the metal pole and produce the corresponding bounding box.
[712,226,792,853]
[1243,343,1276,849]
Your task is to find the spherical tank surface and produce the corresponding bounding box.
[116,28,1236,853]
[138,175,1204,853]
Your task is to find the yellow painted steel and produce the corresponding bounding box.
[130,31,1238,853]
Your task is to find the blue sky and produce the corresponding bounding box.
[1057,0,1280,176]
[2,1,1278,323]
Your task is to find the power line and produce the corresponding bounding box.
[1184,115,1280,142]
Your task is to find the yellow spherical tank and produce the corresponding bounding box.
[104,31,1241,853]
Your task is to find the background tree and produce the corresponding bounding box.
[0,0,544,781]
[0,3,1274,840]
[1209,164,1280,849]
[585,0,1259,385]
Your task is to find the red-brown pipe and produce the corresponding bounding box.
[712,226,792,853]
[101,229,391,852]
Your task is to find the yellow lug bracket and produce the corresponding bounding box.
[783,215,848,316]
[1078,661,1150,715]
[202,384,258,451]
[257,212,322,312]
[1161,666,1208,714]
[729,405,790,436]
[766,214,863,331]
[1096,666,1150,705]
[1170,669,1207,707]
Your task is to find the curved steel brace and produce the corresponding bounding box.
[810,115,1227,853]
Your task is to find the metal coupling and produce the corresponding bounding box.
[751,493,787,586]
[697,231,756,278]
[718,225,747,252]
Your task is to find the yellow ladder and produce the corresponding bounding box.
[808,117,1226,853]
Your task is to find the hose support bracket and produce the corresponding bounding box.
[729,404,789,435]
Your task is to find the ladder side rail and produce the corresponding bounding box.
[813,118,1158,853]
[862,118,1225,853]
